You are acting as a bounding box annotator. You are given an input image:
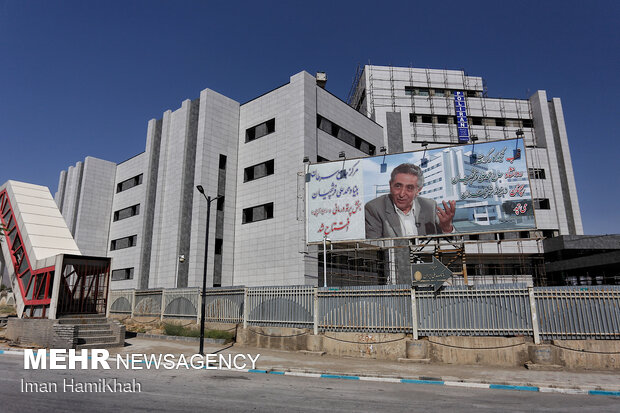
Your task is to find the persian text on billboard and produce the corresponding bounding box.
[306,138,535,243]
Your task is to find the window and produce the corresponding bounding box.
[418,88,429,96]
[110,235,137,251]
[244,159,275,182]
[242,202,274,224]
[216,196,225,211]
[528,168,546,180]
[466,90,477,97]
[421,115,432,123]
[116,174,143,193]
[219,154,227,170]
[113,204,140,222]
[495,118,506,127]
[215,238,223,255]
[433,89,445,97]
[471,117,483,126]
[246,118,275,142]
[523,119,534,128]
[111,268,134,281]
[542,230,556,238]
[404,86,415,96]
[437,115,448,124]
[409,113,417,123]
[533,198,551,210]
[316,115,375,155]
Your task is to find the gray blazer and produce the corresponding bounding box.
[365,194,441,239]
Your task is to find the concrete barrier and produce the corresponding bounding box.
[427,336,531,367]
[6,319,76,348]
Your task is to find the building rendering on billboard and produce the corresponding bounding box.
[307,138,535,243]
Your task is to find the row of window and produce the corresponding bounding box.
[110,235,137,251]
[242,202,274,224]
[317,114,376,156]
[117,174,143,193]
[244,159,274,182]
[405,87,482,98]
[113,204,140,222]
[111,267,134,281]
[529,168,546,179]
[533,198,550,210]
[410,113,533,128]
[246,118,275,143]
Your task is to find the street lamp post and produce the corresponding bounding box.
[196,185,222,356]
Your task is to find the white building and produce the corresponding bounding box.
[348,65,583,239]
[347,65,583,283]
[55,72,383,289]
[52,65,585,288]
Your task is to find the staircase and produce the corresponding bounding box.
[57,314,125,349]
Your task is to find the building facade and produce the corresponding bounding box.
[55,71,384,289]
[53,65,585,289]
[347,65,583,284]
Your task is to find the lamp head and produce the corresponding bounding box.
[196,185,205,194]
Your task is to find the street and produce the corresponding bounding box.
[0,355,617,412]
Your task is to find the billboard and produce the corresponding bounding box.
[306,138,536,243]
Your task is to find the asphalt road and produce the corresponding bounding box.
[0,355,617,412]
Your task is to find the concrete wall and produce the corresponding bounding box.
[6,318,77,348]
[235,326,620,370]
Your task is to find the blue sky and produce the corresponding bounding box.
[1,0,618,235]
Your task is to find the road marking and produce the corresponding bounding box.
[489,384,539,392]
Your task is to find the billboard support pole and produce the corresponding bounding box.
[323,235,328,287]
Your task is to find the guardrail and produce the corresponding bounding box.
[107,284,620,341]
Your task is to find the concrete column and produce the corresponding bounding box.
[528,286,541,344]
[411,288,418,340]
[313,287,319,335]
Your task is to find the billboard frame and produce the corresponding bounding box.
[305,137,539,246]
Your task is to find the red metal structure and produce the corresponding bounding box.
[0,189,110,318]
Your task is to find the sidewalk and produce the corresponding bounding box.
[2,335,619,396]
[110,336,620,395]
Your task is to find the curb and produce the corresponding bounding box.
[240,367,620,397]
[1,348,618,397]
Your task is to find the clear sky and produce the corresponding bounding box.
[1,0,618,235]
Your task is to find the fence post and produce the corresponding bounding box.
[411,288,418,340]
[528,286,540,344]
[243,287,249,329]
[130,289,136,320]
[313,287,319,335]
[160,289,166,321]
[106,292,111,318]
[196,289,201,324]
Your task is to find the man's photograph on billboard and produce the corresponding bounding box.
[307,138,535,243]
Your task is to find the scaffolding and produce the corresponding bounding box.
[310,237,547,288]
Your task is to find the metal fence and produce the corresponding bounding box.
[203,287,244,323]
[245,286,314,328]
[318,285,412,333]
[162,288,201,319]
[107,284,620,341]
[416,285,533,337]
[535,286,620,340]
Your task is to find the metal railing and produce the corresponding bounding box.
[245,286,314,328]
[535,286,620,340]
[203,287,244,323]
[107,284,620,340]
[162,288,201,319]
[318,285,412,333]
[416,285,533,337]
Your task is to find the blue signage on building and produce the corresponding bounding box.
[454,91,469,143]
